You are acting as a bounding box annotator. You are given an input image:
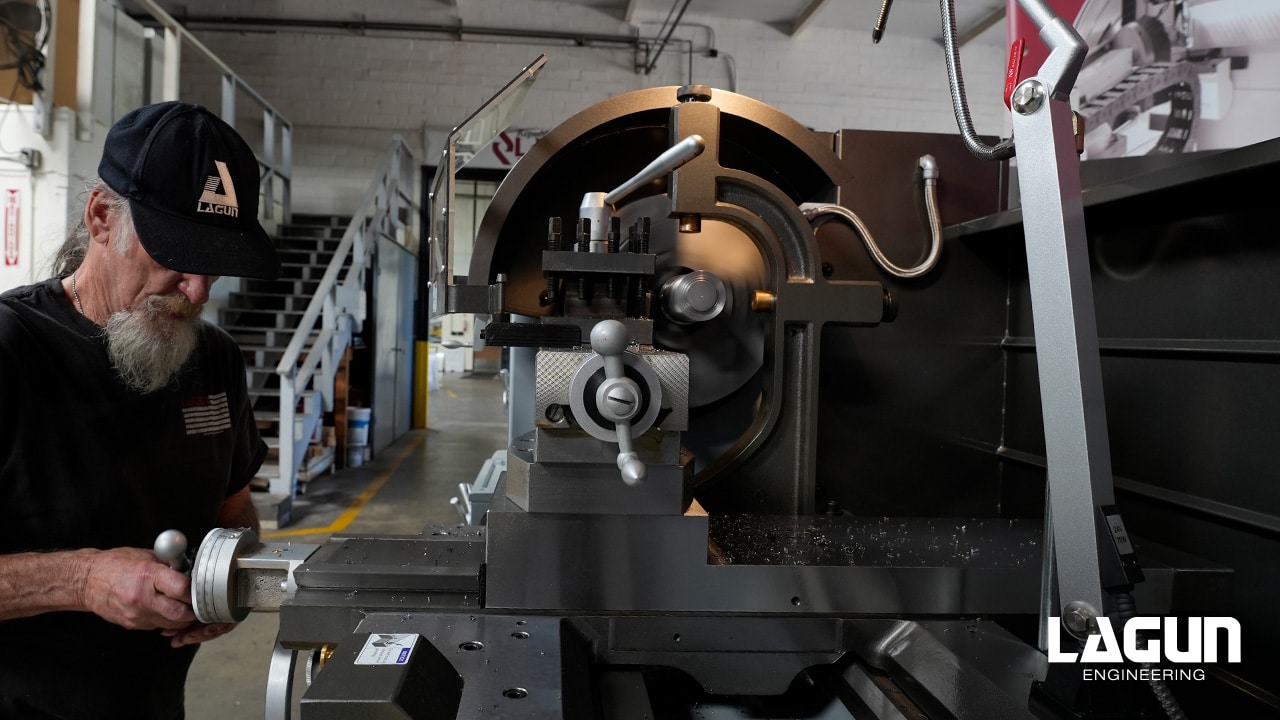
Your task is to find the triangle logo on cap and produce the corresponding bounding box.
[197,160,240,218]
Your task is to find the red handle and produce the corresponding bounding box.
[1004,37,1026,110]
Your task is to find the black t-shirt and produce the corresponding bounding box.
[0,278,266,719]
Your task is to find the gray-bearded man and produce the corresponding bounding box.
[0,101,280,719]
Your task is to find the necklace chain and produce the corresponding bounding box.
[70,272,84,316]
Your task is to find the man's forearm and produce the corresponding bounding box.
[0,549,96,621]
[2,547,198,630]
[215,486,260,534]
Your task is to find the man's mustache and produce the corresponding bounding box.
[144,293,202,320]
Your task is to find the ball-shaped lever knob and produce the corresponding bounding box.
[590,319,630,357]
[154,529,189,572]
[618,453,646,486]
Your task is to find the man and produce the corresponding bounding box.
[0,101,281,718]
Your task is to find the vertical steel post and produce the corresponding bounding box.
[1010,0,1114,626]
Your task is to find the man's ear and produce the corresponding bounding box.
[84,190,114,246]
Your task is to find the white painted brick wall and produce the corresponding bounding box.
[164,1,1009,215]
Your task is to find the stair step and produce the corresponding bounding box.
[223,322,317,331]
[243,278,321,293]
[227,303,304,314]
[278,222,339,233]
[276,249,339,265]
[232,331,305,345]
[228,292,315,309]
[277,263,327,280]
[290,212,348,223]
[252,402,282,418]
[290,213,347,224]
[222,318,306,332]
[251,446,335,498]
[275,233,343,240]
[233,290,313,298]
[275,229,342,242]
[274,239,343,253]
[225,327,319,344]
[247,366,288,375]
[224,308,308,318]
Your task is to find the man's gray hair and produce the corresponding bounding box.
[50,180,132,278]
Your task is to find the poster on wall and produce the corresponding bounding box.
[1009,0,1280,158]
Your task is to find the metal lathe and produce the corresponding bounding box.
[174,0,1280,716]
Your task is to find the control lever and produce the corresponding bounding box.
[580,134,706,244]
[605,134,705,207]
[590,320,646,486]
[153,529,189,573]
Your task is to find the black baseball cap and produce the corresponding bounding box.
[99,101,281,280]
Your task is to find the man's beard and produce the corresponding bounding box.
[105,294,203,394]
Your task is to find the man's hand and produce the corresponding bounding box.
[81,547,196,631]
[165,620,238,648]
[163,617,239,645]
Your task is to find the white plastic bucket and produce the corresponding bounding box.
[347,407,371,447]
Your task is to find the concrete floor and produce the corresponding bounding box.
[185,370,509,719]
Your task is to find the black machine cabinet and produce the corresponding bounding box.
[819,135,1280,713]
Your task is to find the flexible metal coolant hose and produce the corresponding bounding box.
[1113,592,1189,720]
[940,0,1016,161]
[803,155,942,279]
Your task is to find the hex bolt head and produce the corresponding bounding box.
[1061,600,1100,639]
[1011,80,1046,115]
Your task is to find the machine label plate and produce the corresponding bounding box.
[354,633,419,665]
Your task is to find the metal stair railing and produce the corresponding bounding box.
[272,136,419,497]
[98,0,293,224]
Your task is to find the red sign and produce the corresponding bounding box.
[3,189,17,267]
[491,131,528,166]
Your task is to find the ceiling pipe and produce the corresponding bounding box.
[128,13,644,49]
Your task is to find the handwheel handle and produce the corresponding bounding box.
[590,320,647,486]
[153,529,189,572]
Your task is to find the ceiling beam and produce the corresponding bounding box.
[790,0,828,38]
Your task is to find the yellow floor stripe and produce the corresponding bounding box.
[262,433,426,539]
[446,390,458,399]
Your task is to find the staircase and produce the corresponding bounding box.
[214,137,418,528]
[222,215,350,505]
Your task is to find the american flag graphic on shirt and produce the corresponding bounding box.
[181,392,232,436]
